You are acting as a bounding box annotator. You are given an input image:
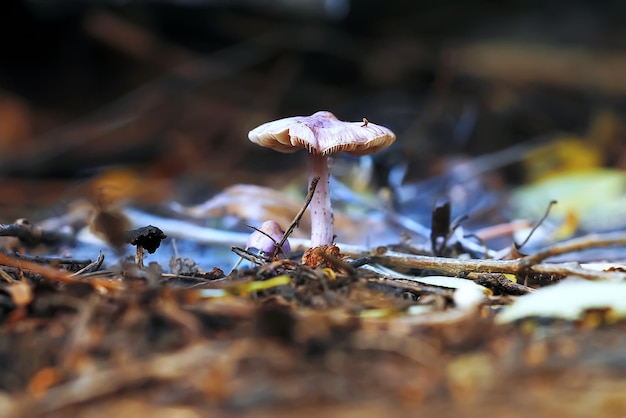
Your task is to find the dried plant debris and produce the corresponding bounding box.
[2,175,626,418]
[0,219,74,250]
[2,186,626,417]
[0,216,625,417]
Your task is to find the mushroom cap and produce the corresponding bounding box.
[246,220,291,255]
[248,111,395,156]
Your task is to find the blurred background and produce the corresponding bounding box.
[1,0,625,247]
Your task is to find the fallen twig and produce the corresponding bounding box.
[468,273,534,295]
[231,246,268,266]
[275,176,319,256]
[7,253,93,270]
[71,251,105,276]
[0,223,73,247]
[519,232,626,267]
[515,200,557,250]
[369,231,626,282]
[0,253,124,291]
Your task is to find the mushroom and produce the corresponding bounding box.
[246,220,291,257]
[248,111,395,247]
[127,225,167,268]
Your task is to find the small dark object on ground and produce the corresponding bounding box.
[127,225,167,254]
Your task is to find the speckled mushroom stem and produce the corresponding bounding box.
[308,153,333,247]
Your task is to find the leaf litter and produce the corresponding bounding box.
[1,166,626,417]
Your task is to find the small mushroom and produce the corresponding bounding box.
[127,225,167,268]
[248,111,395,247]
[247,220,291,257]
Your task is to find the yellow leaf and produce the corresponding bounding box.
[230,275,291,294]
[511,169,626,233]
[523,137,602,182]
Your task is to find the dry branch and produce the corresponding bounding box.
[0,223,73,247]
[369,231,626,282]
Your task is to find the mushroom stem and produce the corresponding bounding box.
[308,153,333,246]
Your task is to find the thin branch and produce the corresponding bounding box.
[528,262,625,281]
[274,176,319,256]
[519,232,626,267]
[0,224,73,247]
[515,200,557,250]
[371,247,521,276]
[231,246,268,266]
[71,252,105,276]
[0,253,124,290]
[245,224,288,259]
[468,273,534,295]
[7,253,93,269]
[370,232,626,282]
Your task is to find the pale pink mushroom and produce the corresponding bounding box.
[248,111,395,247]
[246,220,291,256]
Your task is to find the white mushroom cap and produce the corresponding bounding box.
[246,220,291,255]
[248,111,396,156]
